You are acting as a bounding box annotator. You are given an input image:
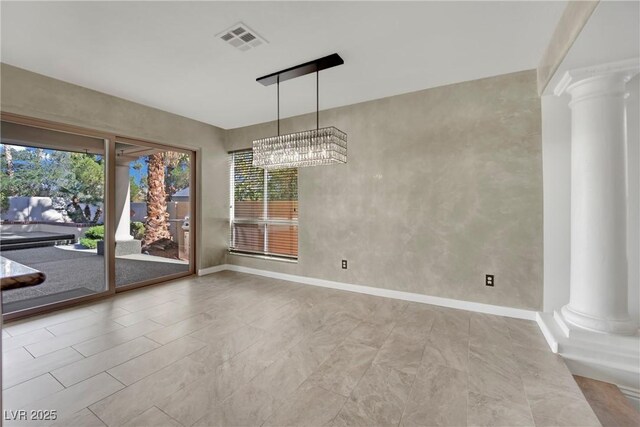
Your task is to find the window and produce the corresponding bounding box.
[229,150,298,259]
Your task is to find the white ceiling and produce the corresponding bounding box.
[1,1,566,129]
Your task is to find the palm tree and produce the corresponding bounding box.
[164,151,183,200]
[5,145,14,177]
[143,152,171,245]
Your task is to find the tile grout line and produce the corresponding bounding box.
[17,370,125,416]
[23,345,38,359]
[262,316,365,427]
[398,309,446,426]
[506,324,540,426]
[54,337,164,387]
[49,371,67,390]
[330,312,403,425]
[71,320,165,357]
[86,406,108,427]
[23,314,138,350]
[154,405,185,427]
[2,346,87,392]
[263,312,362,422]
[87,305,132,315]
[104,370,127,389]
[143,333,168,346]
[104,340,207,387]
[396,328,431,427]
[6,309,110,337]
[109,356,202,425]
[201,308,355,426]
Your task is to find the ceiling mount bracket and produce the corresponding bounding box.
[256,53,344,86]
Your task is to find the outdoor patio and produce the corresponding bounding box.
[1,244,188,312]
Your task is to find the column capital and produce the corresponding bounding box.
[554,58,639,96]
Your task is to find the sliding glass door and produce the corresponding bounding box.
[1,121,109,315]
[0,116,196,319]
[113,139,194,289]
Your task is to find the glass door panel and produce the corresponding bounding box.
[114,140,192,288]
[1,121,108,314]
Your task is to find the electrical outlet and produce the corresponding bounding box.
[485,274,494,287]
[342,260,347,269]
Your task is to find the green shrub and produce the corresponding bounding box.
[84,225,104,240]
[130,221,145,240]
[0,191,8,213]
[80,225,104,249]
[79,237,98,249]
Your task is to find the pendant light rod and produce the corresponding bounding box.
[257,53,344,86]
[277,75,280,136]
[316,70,319,131]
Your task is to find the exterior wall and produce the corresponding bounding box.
[2,196,101,222]
[226,70,544,311]
[0,63,228,269]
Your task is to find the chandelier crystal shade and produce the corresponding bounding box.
[252,54,347,170]
[253,126,347,169]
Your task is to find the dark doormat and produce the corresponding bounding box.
[2,287,96,313]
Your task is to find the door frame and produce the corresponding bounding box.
[113,136,196,292]
[0,112,197,321]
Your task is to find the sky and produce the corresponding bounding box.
[130,157,147,185]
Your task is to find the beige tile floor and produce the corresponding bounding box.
[2,271,601,426]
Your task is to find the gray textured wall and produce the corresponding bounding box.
[1,64,543,310]
[226,70,543,310]
[0,63,229,269]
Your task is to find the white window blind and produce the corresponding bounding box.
[229,150,298,259]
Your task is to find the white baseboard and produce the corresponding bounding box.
[538,311,640,409]
[536,312,559,353]
[198,263,537,321]
[197,264,230,276]
[619,385,640,411]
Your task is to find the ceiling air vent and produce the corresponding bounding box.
[217,22,267,52]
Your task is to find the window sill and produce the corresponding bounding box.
[228,251,298,264]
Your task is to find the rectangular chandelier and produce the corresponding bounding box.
[252,126,347,170]
[252,54,347,170]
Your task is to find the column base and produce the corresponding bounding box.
[97,239,141,256]
[561,304,637,336]
[537,311,640,410]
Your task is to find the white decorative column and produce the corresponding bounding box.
[555,58,639,335]
[115,163,133,241]
[111,158,141,256]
